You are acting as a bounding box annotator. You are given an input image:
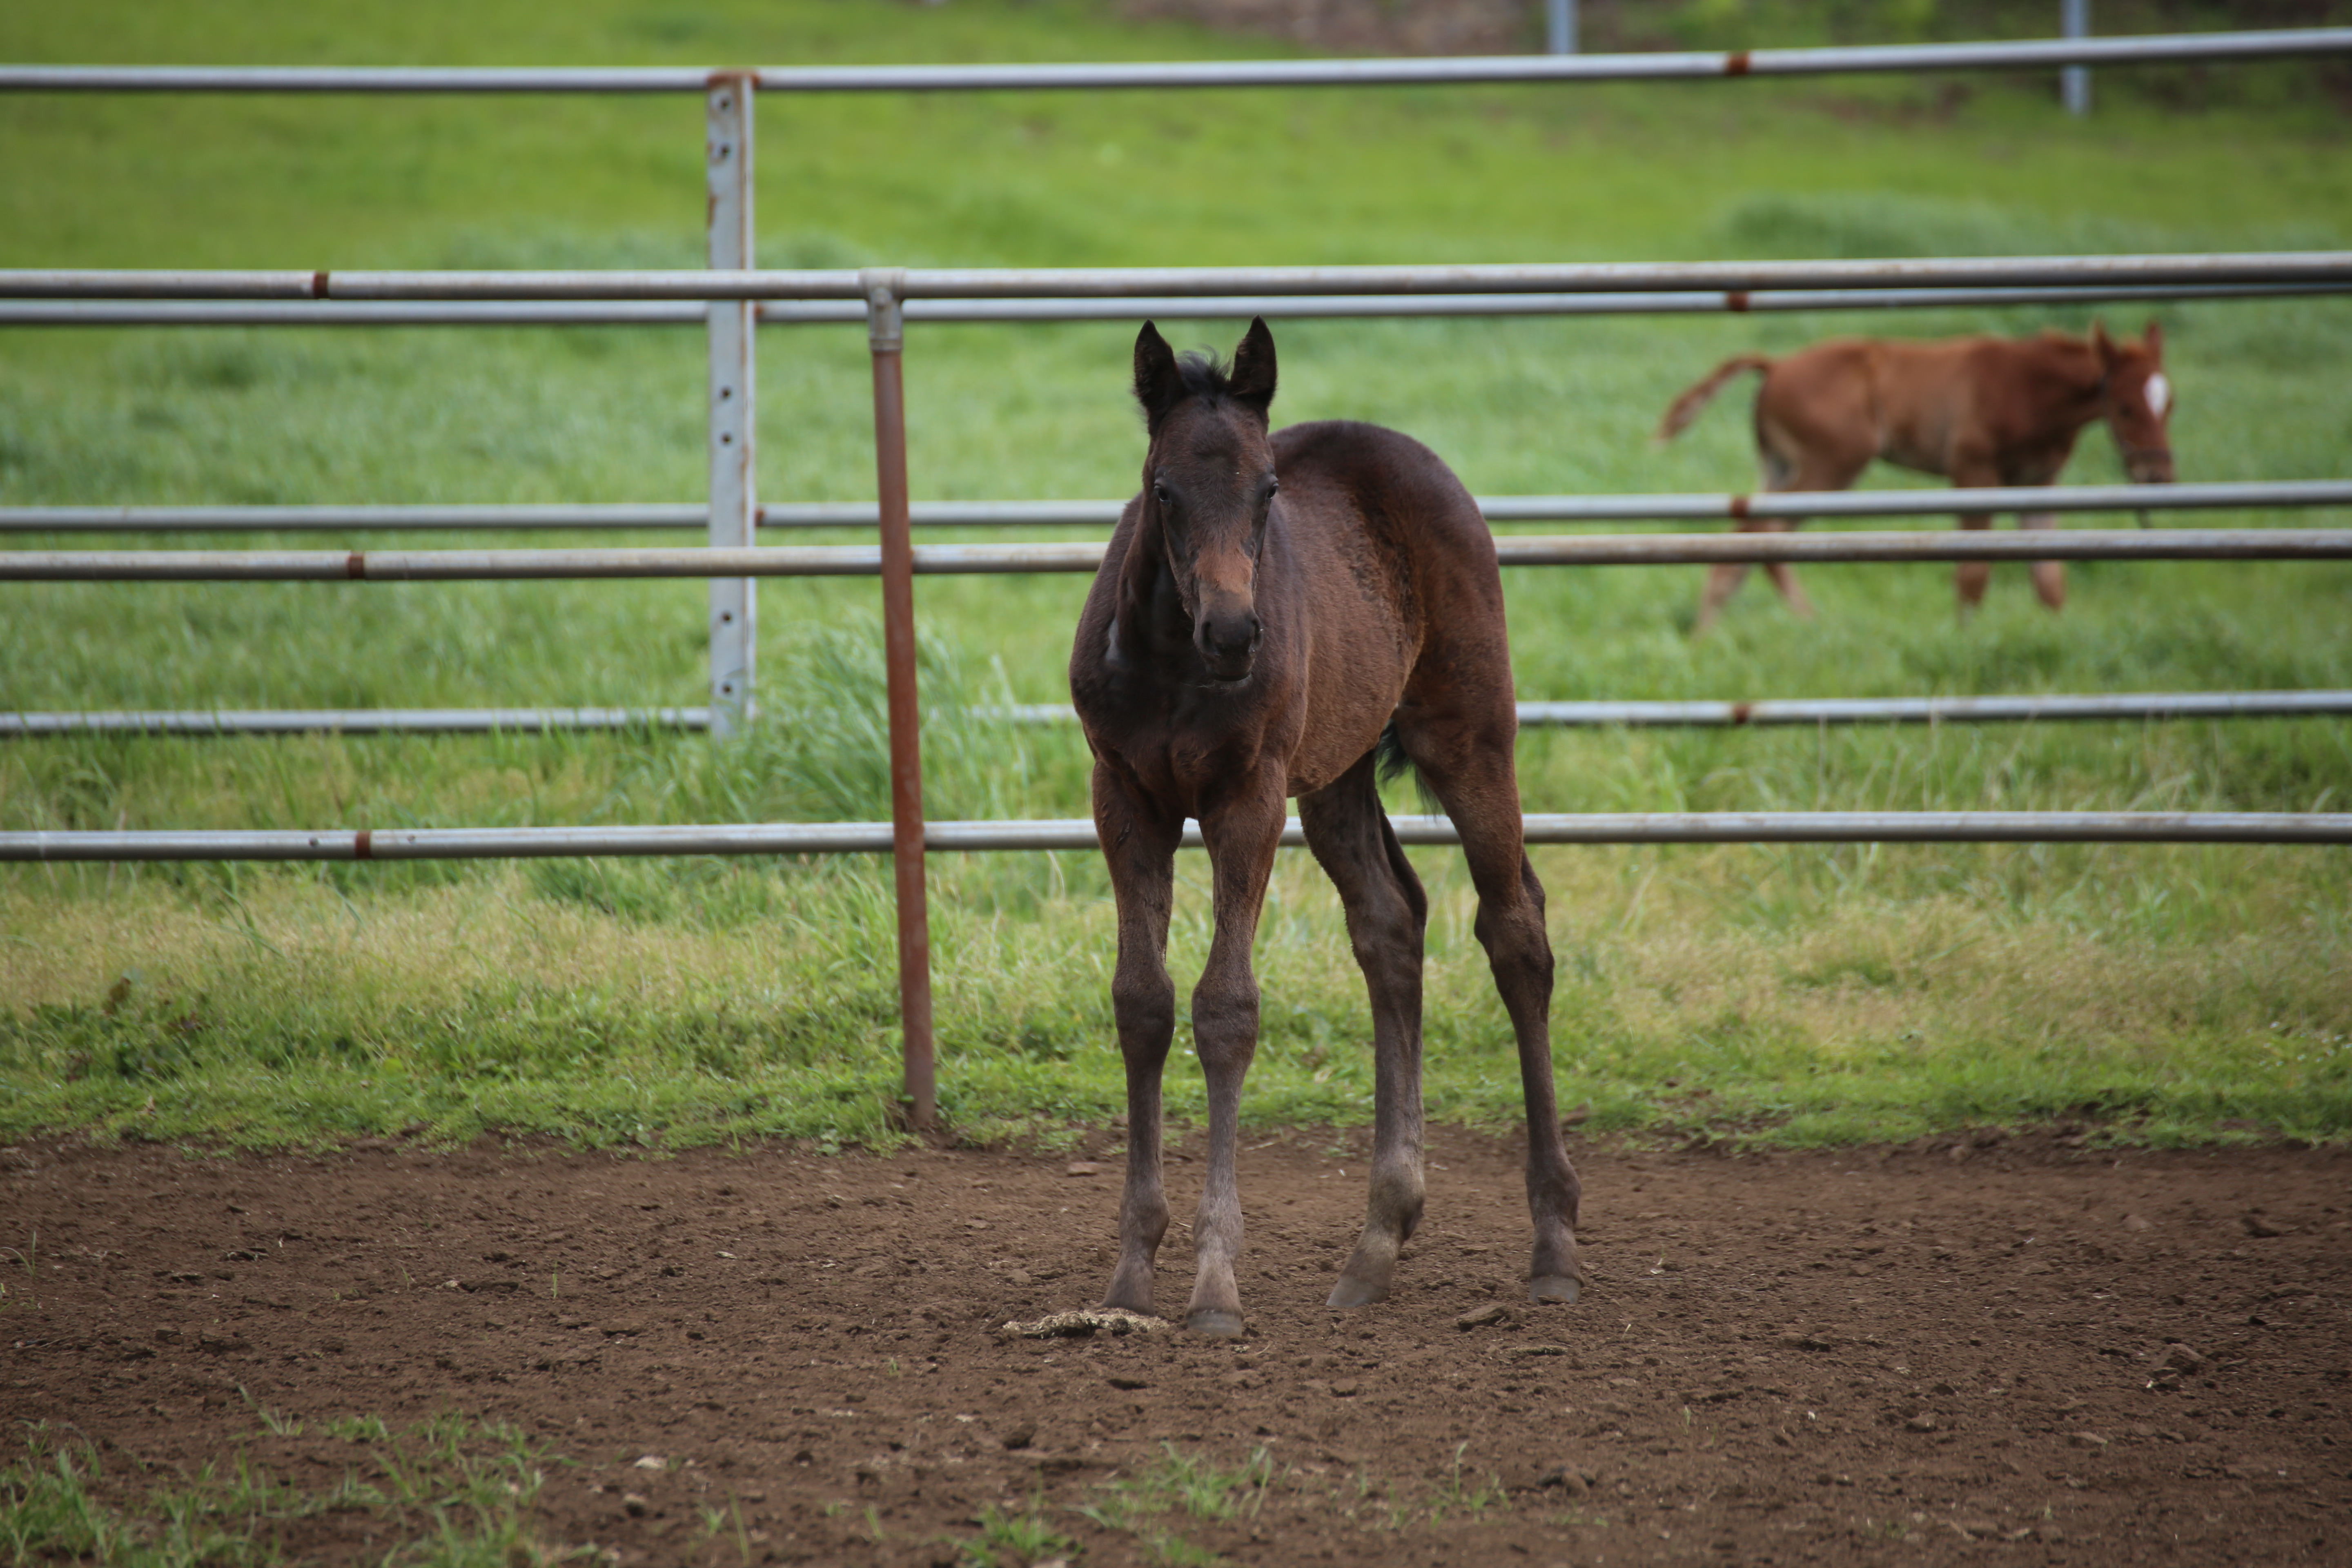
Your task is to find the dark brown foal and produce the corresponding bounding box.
[1069,319,1581,1337]
[1657,321,2175,632]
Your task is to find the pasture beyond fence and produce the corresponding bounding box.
[5,29,2351,1130]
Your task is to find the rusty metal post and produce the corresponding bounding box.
[706,74,756,737]
[863,268,937,1133]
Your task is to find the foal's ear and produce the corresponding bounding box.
[1227,316,1278,419]
[1134,321,1186,432]
[2090,318,2118,369]
[2144,319,2164,361]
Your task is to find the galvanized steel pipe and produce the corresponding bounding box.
[988,691,2352,728]
[1,29,2344,94]
[6,530,2350,580]
[12,690,2348,739]
[1516,692,2352,726]
[5,282,2347,328]
[0,708,710,737]
[5,812,2347,862]
[5,483,2346,536]
[9,254,2352,302]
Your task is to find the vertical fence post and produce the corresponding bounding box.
[863,267,938,1134]
[1546,0,1577,56]
[706,74,757,737]
[2061,0,2091,116]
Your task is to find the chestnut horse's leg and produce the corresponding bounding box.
[2022,512,2066,610]
[1696,442,1861,633]
[1092,762,1184,1319]
[1696,519,1816,636]
[1398,710,1581,1304]
[1950,462,2004,612]
[1184,771,1289,1337]
[1298,752,1430,1309]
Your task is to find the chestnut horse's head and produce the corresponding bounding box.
[2093,320,2176,486]
[1132,317,1280,685]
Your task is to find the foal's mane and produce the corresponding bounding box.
[1168,348,1241,405]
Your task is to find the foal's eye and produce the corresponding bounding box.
[1152,483,1172,508]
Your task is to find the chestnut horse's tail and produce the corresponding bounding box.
[1653,353,1774,443]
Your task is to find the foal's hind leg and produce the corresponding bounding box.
[1695,441,1856,635]
[1299,751,1431,1309]
[1399,714,1581,1303]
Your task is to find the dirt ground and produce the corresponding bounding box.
[3,1125,2348,1565]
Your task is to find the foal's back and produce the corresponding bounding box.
[1263,418,1510,792]
[1761,332,2095,477]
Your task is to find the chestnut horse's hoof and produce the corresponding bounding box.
[1186,1308,1247,1339]
[1529,1274,1581,1305]
[1325,1276,1386,1310]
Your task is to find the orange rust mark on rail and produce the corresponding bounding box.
[345,552,365,579]
[310,272,330,299]
[1731,702,1755,725]
[1727,290,1751,312]
[1725,50,1753,75]
[354,829,373,860]
[1730,494,1752,520]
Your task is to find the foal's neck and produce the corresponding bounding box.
[2047,335,2111,426]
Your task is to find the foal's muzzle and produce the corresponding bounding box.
[1196,606,1263,684]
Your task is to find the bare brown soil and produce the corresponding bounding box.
[4,1127,2348,1565]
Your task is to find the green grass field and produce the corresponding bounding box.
[2,0,2348,1153]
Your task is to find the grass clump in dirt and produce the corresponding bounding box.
[0,1412,570,1568]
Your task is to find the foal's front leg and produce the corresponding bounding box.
[1184,774,1287,1338]
[1094,765,1183,1318]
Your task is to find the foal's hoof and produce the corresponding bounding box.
[1185,1308,1247,1339]
[1529,1273,1581,1305]
[1325,1276,1387,1310]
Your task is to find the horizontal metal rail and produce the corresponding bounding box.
[4,812,2346,862]
[8,253,2352,301]
[0,707,709,738]
[4,530,2349,581]
[15,692,2345,741]
[8,483,2344,536]
[2,29,2344,95]
[5,282,2347,328]
[993,691,2352,727]
[1520,692,2352,727]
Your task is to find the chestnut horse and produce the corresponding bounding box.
[1657,322,2175,633]
[1068,319,1580,1337]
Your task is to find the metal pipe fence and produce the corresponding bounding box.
[11,254,2352,301]
[6,530,2349,582]
[11,33,2352,1127]
[996,691,2352,728]
[14,690,2350,739]
[6,281,2348,327]
[7,481,2347,535]
[0,708,711,738]
[3,29,2345,94]
[6,812,2348,863]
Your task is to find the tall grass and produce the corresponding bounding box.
[1,0,2347,1147]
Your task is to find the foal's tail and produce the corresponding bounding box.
[1653,353,1774,443]
[1376,719,1441,815]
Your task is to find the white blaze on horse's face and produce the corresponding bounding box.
[2109,360,2176,486]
